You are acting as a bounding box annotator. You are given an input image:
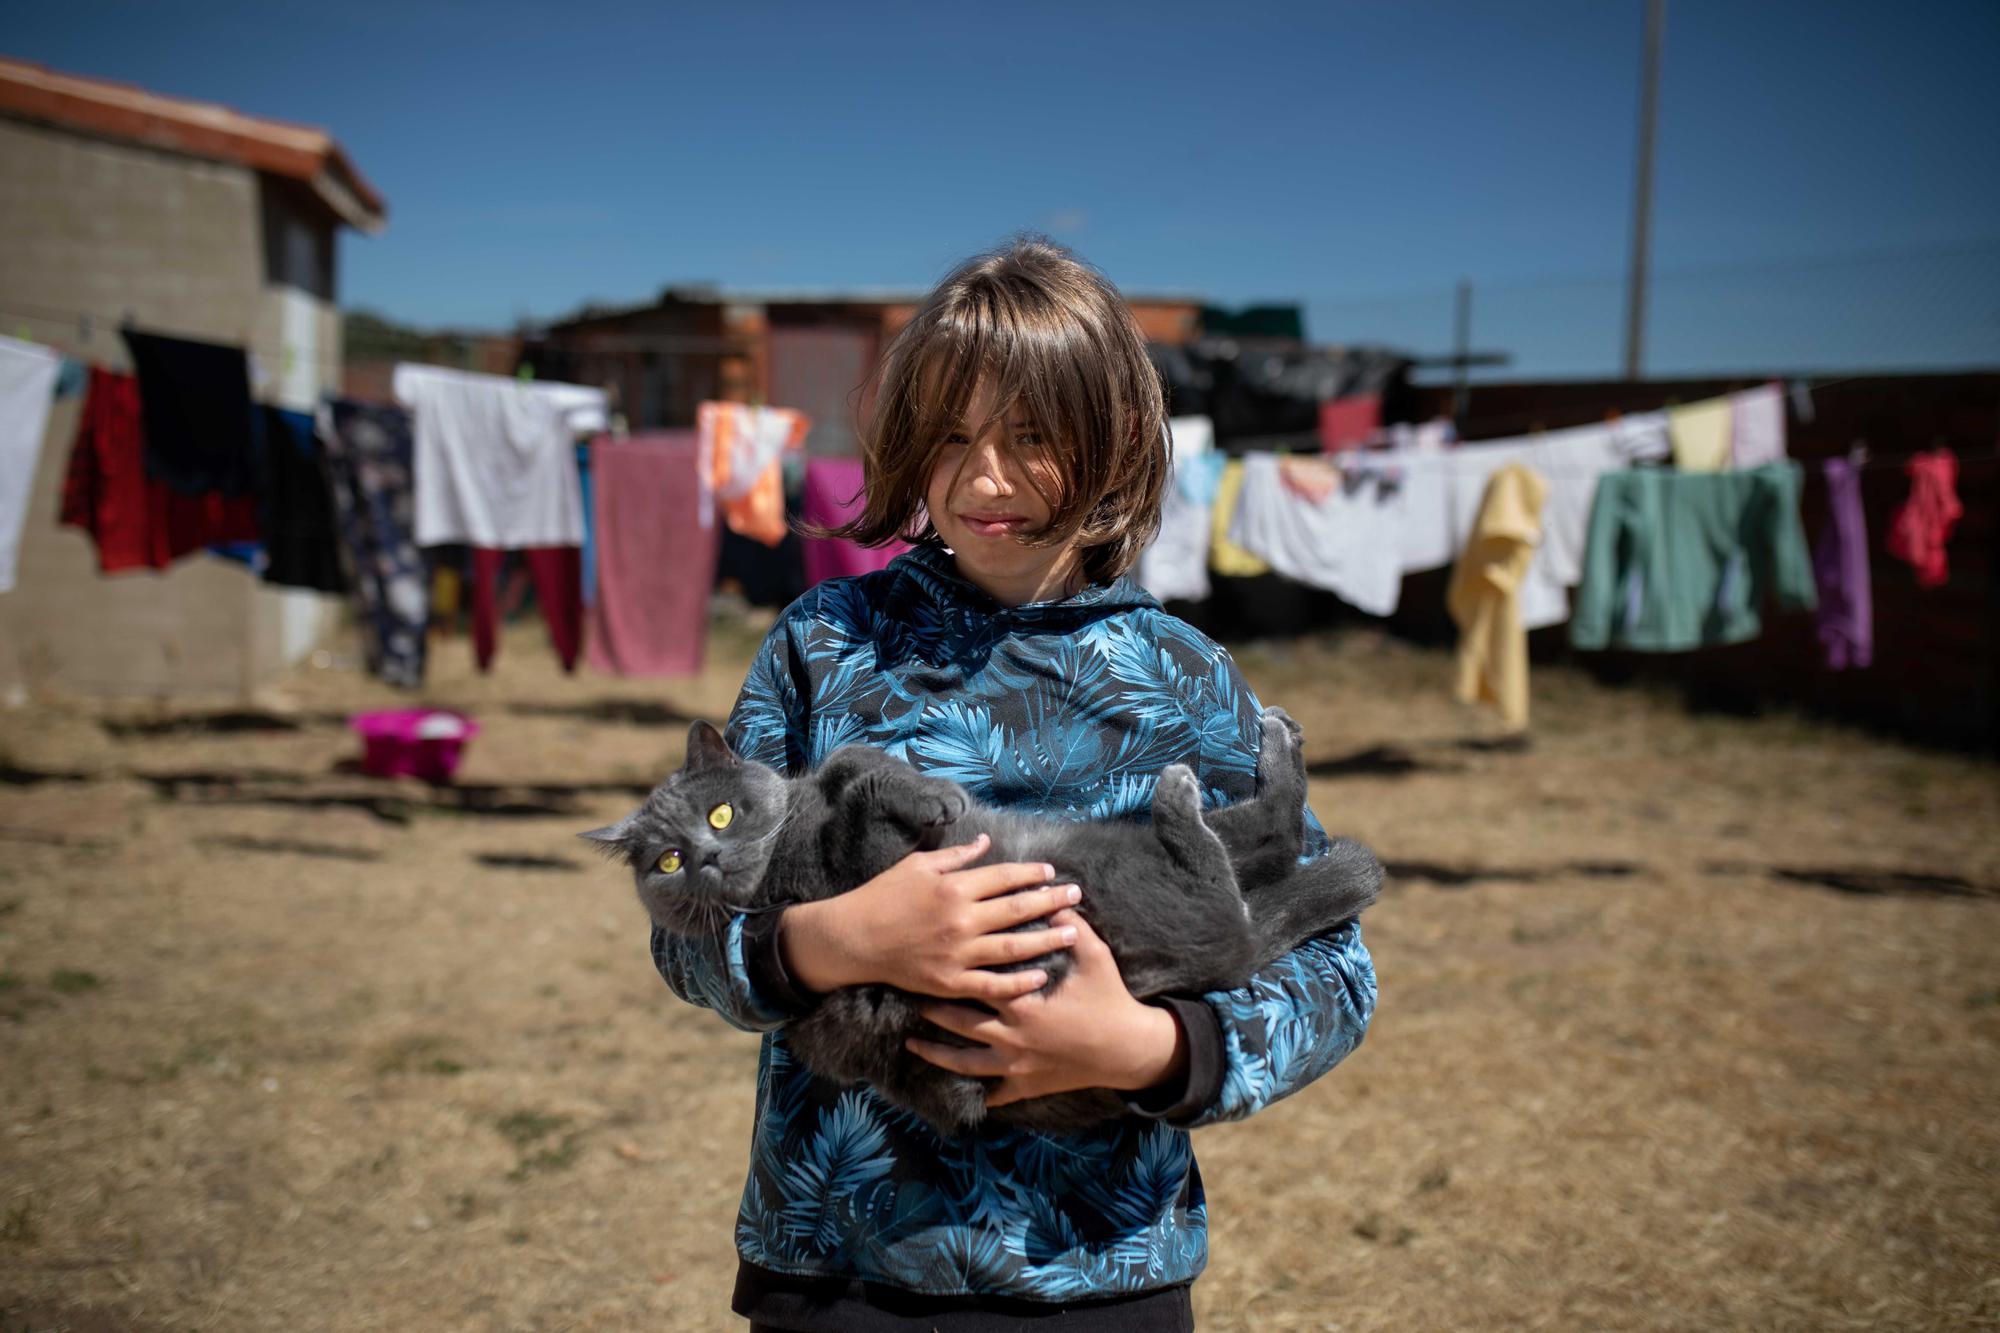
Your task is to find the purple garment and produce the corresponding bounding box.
[800,456,906,586]
[1813,457,1873,670]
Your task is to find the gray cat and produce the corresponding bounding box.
[584,709,1380,1136]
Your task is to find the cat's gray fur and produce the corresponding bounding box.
[583,709,1380,1136]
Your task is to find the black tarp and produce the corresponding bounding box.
[1150,339,1415,451]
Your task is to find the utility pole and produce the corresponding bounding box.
[1623,0,1665,381]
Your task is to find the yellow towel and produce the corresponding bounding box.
[1448,463,1548,731]
[1668,397,1732,473]
[1209,459,1271,576]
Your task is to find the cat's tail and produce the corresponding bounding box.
[1248,836,1384,962]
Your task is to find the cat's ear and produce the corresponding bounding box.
[578,812,638,851]
[684,720,738,772]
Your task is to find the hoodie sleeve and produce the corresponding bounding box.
[1159,632,1378,1128]
[649,611,816,1032]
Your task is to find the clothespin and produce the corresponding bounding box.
[516,363,536,382]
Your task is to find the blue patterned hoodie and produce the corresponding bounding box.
[653,544,1376,1301]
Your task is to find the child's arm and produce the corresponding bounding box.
[907,639,1376,1120]
[650,613,1071,1030]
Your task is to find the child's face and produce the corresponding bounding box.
[925,378,1085,606]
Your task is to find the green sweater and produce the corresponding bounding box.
[1570,462,1817,653]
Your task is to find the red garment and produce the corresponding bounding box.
[1318,393,1381,452]
[60,368,259,572]
[1884,449,1962,588]
[585,433,721,676]
[470,546,582,673]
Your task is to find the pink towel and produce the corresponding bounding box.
[585,433,719,677]
[801,456,907,586]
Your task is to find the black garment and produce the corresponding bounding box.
[121,329,262,496]
[716,466,809,607]
[736,1264,1194,1332]
[256,407,347,593]
[1149,339,1413,449]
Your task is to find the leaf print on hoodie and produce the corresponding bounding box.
[653,543,1376,1299]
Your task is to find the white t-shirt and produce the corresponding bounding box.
[395,363,607,549]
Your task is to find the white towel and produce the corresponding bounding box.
[1228,452,1403,617]
[1137,417,1218,604]
[1730,383,1787,469]
[0,335,61,592]
[395,363,606,549]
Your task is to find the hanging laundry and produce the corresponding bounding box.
[1386,418,1454,453]
[587,432,721,677]
[576,442,597,607]
[1667,396,1733,473]
[121,329,261,496]
[1448,463,1548,732]
[800,456,907,587]
[1570,462,1817,653]
[1523,413,1672,629]
[1208,458,1271,577]
[0,334,61,592]
[393,363,606,549]
[206,541,264,572]
[1813,457,1872,670]
[469,546,581,673]
[698,401,811,548]
[1318,393,1381,452]
[1169,415,1216,469]
[1317,394,1381,453]
[1277,455,1341,504]
[1138,416,1218,604]
[53,356,88,400]
[255,406,346,593]
[1884,449,1961,588]
[1229,452,1403,616]
[320,400,427,688]
[1390,413,1671,630]
[1730,383,1787,470]
[60,368,259,573]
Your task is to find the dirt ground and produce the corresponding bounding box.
[1,610,1996,1332]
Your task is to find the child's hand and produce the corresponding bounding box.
[906,909,1188,1106]
[779,833,1082,1002]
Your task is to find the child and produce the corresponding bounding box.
[655,237,1376,1331]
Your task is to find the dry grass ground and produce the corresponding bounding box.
[1,614,1996,1331]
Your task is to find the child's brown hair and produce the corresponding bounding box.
[830,236,1168,584]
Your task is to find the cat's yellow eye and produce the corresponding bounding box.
[708,803,734,830]
[657,849,683,874]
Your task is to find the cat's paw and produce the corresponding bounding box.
[1260,706,1304,753]
[1154,763,1202,816]
[919,782,969,827]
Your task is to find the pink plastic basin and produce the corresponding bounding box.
[350,709,479,783]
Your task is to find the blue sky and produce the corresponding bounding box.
[9,0,1997,378]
